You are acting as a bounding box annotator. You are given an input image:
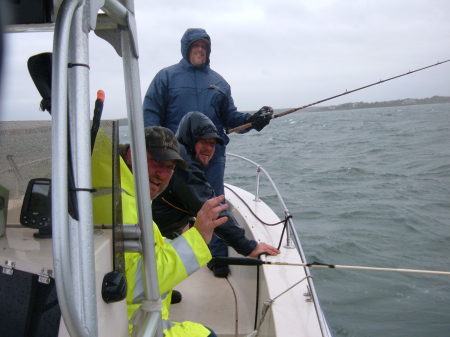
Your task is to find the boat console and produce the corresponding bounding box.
[0,120,128,337]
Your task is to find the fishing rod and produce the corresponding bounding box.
[91,89,105,153]
[212,257,450,276]
[227,59,450,134]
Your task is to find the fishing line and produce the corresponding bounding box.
[212,257,450,276]
[296,261,450,276]
[227,59,450,134]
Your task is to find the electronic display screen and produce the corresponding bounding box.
[28,181,50,214]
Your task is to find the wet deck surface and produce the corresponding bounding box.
[169,265,254,337]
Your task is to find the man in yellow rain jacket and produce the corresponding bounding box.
[92,126,226,336]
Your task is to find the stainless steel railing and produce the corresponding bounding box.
[51,1,162,336]
[226,152,332,337]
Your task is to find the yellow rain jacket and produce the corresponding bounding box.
[92,131,212,336]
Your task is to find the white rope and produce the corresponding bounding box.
[130,298,162,336]
[245,276,311,337]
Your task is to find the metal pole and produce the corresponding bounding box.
[69,2,98,335]
[52,0,87,336]
[119,10,163,337]
[255,166,261,201]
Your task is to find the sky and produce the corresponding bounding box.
[1,0,449,121]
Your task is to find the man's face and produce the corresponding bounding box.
[195,138,216,167]
[189,40,208,67]
[147,153,176,200]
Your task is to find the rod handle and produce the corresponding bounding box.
[211,256,263,266]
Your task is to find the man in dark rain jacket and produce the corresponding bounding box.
[152,112,280,277]
[143,28,273,264]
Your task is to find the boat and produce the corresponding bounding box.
[170,152,332,337]
[0,1,331,336]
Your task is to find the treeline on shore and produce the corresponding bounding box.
[304,95,450,112]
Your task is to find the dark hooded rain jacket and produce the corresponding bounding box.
[152,112,257,256]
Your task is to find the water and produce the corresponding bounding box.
[224,103,450,337]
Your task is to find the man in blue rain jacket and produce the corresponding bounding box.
[143,28,272,276]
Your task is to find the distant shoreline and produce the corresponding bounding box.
[301,95,450,112]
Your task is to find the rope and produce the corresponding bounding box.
[225,184,290,226]
[276,216,292,251]
[130,299,162,335]
[246,275,312,337]
[225,184,292,251]
[72,187,96,192]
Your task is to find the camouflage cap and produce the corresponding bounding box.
[144,126,186,169]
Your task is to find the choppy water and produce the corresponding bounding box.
[4,104,447,336]
[225,103,450,337]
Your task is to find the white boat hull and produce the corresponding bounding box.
[170,183,330,337]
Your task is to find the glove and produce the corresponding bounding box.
[249,106,273,131]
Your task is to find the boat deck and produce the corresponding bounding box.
[170,260,256,337]
[0,227,129,337]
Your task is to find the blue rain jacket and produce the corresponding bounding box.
[143,28,251,146]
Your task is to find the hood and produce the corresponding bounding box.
[176,111,224,155]
[180,28,211,65]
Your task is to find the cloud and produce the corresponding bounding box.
[1,0,449,120]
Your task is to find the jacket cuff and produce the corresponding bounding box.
[241,239,257,256]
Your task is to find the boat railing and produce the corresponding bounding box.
[51,0,162,336]
[226,152,331,337]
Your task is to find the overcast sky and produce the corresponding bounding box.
[1,0,449,121]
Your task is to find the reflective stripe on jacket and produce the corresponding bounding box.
[91,131,212,336]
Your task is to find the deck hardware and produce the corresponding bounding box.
[254,166,261,201]
[303,285,313,302]
[2,260,16,275]
[283,211,296,249]
[38,268,53,284]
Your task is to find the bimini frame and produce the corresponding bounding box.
[50,1,161,336]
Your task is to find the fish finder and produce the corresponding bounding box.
[20,178,52,238]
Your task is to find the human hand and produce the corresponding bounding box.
[249,106,273,131]
[194,195,228,244]
[248,242,280,258]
